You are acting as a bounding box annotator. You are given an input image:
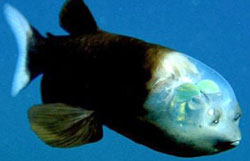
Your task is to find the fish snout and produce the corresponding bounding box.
[230,140,240,146]
[214,139,241,151]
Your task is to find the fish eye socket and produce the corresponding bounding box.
[234,113,241,121]
[208,108,221,125]
[211,119,220,125]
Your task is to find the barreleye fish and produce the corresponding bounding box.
[4,0,241,157]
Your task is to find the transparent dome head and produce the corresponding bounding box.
[145,51,239,126]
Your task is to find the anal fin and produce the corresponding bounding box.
[28,103,102,148]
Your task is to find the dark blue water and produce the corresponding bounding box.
[0,0,249,161]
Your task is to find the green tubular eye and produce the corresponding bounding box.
[197,80,220,94]
[175,83,201,103]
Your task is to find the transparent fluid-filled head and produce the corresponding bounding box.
[144,50,241,156]
[145,50,239,123]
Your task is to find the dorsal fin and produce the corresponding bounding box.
[60,0,98,36]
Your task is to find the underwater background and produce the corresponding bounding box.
[0,0,249,161]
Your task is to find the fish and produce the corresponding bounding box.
[4,0,241,157]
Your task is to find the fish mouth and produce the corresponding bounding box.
[214,140,241,151]
[230,140,240,146]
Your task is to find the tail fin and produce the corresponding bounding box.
[4,4,44,96]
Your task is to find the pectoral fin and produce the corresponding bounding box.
[28,103,102,148]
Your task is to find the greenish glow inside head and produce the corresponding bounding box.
[144,51,241,156]
[170,80,222,123]
[145,51,239,126]
[197,80,220,94]
[174,83,200,103]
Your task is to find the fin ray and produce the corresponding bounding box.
[28,103,103,148]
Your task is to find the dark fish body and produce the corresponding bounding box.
[41,32,155,109]
[40,29,181,155]
[4,0,241,157]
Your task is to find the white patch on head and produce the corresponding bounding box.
[152,51,200,90]
[161,51,198,77]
